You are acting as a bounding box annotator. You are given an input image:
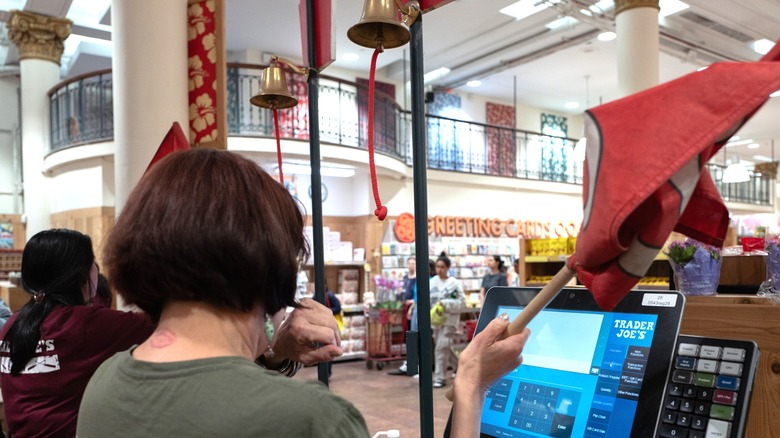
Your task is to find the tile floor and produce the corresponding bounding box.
[298,359,454,437]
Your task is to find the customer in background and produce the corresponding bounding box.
[430,253,466,388]
[394,257,417,375]
[76,149,529,437]
[510,258,521,286]
[0,229,155,437]
[478,255,508,306]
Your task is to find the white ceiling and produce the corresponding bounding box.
[2,0,780,166]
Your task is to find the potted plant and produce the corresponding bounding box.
[665,238,721,296]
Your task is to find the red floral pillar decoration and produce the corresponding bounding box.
[187,0,227,149]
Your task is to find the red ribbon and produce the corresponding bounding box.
[368,46,387,221]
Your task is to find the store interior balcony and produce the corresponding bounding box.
[44,64,774,209]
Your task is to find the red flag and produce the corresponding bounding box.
[569,43,780,310]
[145,122,191,174]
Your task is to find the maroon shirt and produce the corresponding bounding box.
[0,305,155,437]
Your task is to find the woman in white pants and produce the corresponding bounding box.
[430,253,466,388]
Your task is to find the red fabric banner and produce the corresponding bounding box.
[187,0,226,148]
[569,44,780,310]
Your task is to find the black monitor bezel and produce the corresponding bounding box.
[476,286,685,438]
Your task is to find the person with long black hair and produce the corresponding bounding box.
[0,229,155,437]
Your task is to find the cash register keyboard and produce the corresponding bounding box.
[656,335,758,438]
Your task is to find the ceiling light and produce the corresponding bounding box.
[65,0,112,31]
[565,101,580,109]
[729,136,740,141]
[748,143,760,149]
[500,0,553,21]
[770,90,780,98]
[466,80,482,88]
[658,0,689,18]
[283,163,355,178]
[341,53,359,62]
[423,67,450,83]
[722,163,750,183]
[597,31,616,42]
[753,39,775,55]
[593,0,614,11]
[579,8,593,16]
[726,138,754,147]
[546,16,578,30]
[752,155,774,163]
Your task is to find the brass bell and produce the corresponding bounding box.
[249,66,298,109]
[347,0,411,49]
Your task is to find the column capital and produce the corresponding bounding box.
[7,10,72,65]
[614,0,660,16]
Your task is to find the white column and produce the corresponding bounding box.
[112,0,189,214]
[615,0,660,97]
[7,11,72,240]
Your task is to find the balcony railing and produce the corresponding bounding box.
[227,64,582,184]
[48,69,113,151]
[48,66,772,205]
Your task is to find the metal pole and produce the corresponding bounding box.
[305,0,329,386]
[409,13,434,438]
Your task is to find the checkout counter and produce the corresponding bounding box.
[682,294,780,437]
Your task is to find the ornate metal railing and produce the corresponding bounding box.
[47,67,772,204]
[48,69,113,151]
[708,164,773,205]
[227,64,582,184]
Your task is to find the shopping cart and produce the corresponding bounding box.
[366,306,408,370]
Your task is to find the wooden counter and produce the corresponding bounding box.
[681,294,780,437]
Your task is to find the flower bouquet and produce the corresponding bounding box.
[759,239,780,298]
[666,239,721,296]
[765,240,780,283]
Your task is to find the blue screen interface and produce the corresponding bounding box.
[480,306,659,438]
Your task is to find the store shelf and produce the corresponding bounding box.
[520,238,671,288]
[525,255,567,263]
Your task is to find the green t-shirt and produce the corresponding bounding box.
[77,349,369,437]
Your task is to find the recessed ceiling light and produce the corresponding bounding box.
[658,0,689,18]
[500,0,552,21]
[341,53,359,62]
[748,143,760,149]
[770,90,780,98]
[752,155,774,163]
[753,39,775,55]
[466,80,482,88]
[546,16,578,30]
[696,66,708,72]
[597,31,616,42]
[726,138,754,147]
[423,67,451,83]
[565,101,580,109]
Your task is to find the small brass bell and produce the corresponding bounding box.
[348,0,411,49]
[249,66,298,109]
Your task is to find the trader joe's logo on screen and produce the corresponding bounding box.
[394,213,415,243]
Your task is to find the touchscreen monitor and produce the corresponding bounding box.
[477,287,684,438]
